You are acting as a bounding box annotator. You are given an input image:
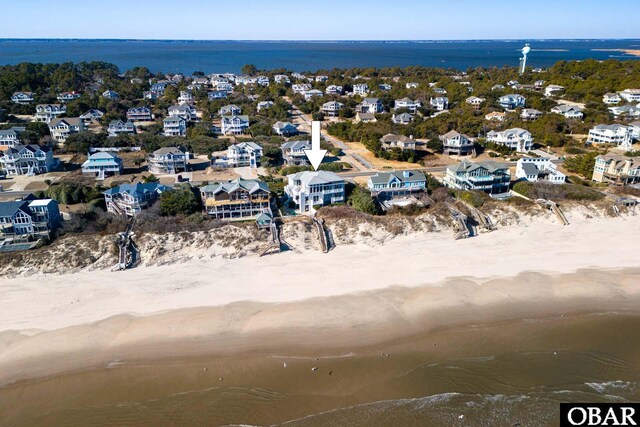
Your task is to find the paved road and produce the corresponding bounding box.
[339,159,564,178]
[288,103,371,171]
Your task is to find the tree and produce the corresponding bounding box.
[25,121,50,137]
[241,64,258,76]
[159,186,201,216]
[563,152,599,178]
[348,186,379,215]
[64,132,107,153]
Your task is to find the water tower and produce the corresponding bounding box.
[519,44,531,74]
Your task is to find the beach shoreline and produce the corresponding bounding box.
[1,214,640,385]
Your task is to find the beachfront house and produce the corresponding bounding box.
[394,98,422,113]
[466,96,485,109]
[592,155,640,185]
[11,92,34,104]
[440,130,475,155]
[200,178,271,220]
[292,84,312,94]
[146,147,188,174]
[103,182,170,216]
[498,94,526,110]
[322,101,344,117]
[326,85,343,95]
[126,106,153,122]
[304,89,324,101]
[56,91,81,102]
[355,112,377,123]
[359,98,383,114]
[274,74,290,84]
[550,104,584,120]
[35,104,66,123]
[224,142,263,168]
[485,111,507,122]
[220,115,250,135]
[486,128,533,153]
[102,90,119,100]
[169,104,198,121]
[367,170,427,202]
[353,84,369,96]
[544,85,565,97]
[603,93,622,105]
[380,134,416,151]
[430,97,449,111]
[520,108,543,121]
[608,105,640,119]
[48,118,84,143]
[178,90,194,104]
[392,113,414,125]
[107,120,136,137]
[0,127,25,149]
[219,104,242,116]
[444,160,511,195]
[257,101,274,111]
[81,152,123,179]
[619,89,640,103]
[285,170,345,213]
[515,158,566,184]
[0,145,56,176]
[79,109,104,124]
[281,140,311,165]
[163,117,187,137]
[272,121,298,136]
[0,199,60,239]
[208,90,228,100]
[586,124,633,148]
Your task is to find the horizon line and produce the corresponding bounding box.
[1,37,639,43]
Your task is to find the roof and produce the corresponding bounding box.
[230,141,262,151]
[273,121,296,129]
[381,133,413,143]
[153,146,185,156]
[2,144,50,155]
[287,170,344,186]
[87,151,120,160]
[596,155,640,168]
[200,178,270,195]
[521,162,538,176]
[28,199,55,207]
[50,117,81,127]
[441,130,472,140]
[103,182,169,196]
[0,200,30,218]
[282,140,311,150]
[369,170,426,186]
[449,160,509,174]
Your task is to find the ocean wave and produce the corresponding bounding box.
[585,380,640,395]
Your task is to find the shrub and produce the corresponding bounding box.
[159,186,202,216]
[458,190,487,208]
[348,186,380,215]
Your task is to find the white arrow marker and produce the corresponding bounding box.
[304,121,327,171]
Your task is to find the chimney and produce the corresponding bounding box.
[409,135,414,140]
[403,170,411,178]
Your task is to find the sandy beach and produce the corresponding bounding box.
[0,213,640,385]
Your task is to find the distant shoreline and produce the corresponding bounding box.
[592,48,640,57]
[1,38,640,43]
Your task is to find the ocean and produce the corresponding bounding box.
[2,312,639,426]
[0,39,638,74]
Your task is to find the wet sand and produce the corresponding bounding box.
[1,311,639,426]
[1,268,640,425]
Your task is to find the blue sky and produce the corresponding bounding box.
[3,0,639,40]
